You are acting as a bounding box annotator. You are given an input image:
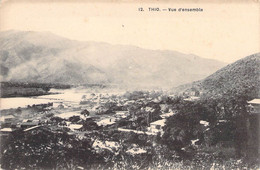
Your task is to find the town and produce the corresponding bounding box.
[0,88,259,169]
[0,90,176,141]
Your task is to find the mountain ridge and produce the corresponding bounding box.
[0,30,227,89]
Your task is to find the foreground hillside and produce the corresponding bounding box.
[0,30,226,88]
[175,53,260,99]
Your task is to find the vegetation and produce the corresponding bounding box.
[1,126,258,170]
[0,81,71,97]
[202,54,260,99]
[175,53,260,99]
[0,128,100,169]
[0,81,71,89]
[1,54,259,169]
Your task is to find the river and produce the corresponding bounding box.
[0,88,125,110]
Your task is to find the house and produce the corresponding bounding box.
[0,115,16,128]
[0,128,14,134]
[52,102,64,108]
[200,120,209,127]
[248,99,260,114]
[21,119,40,129]
[183,96,200,101]
[68,124,83,131]
[160,111,175,119]
[145,107,155,112]
[247,98,260,157]
[183,88,200,97]
[33,103,53,109]
[159,104,169,113]
[0,115,15,123]
[94,105,108,114]
[56,111,86,120]
[92,140,120,153]
[148,119,166,134]
[97,118,116,126]
[126,146,147,155]
[115,111,129,118]
[54,102,68,109]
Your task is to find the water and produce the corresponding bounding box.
[0,89,85,110]
[0,88,125,110]
[0,97,56,110]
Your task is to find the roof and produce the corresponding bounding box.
[68,124,83,130]
[97,118,115,126]
[92,140,120,152]
[117,128,155,135]
[115,111,128,115]
[248,99,260,105]
[184,96,200,101]
[56,112,86,119]
[0,115,15,121]
[21,119,40,125]
[200,120,209,126]
[126,148,147,155]
[0,128,13,132]
[22,119,39,122]
[160,112,175,118]
[150,119,166,126]
[24,125,41,132]
[4,115,15,119]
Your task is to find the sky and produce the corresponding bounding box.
[0,0,259,63]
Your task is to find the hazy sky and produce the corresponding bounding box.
[0,0,259,63]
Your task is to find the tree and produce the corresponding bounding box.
[1,128,99,169]
[161,101,206,154]
[82,118,100,131]
[69,116,81,123]
[81,109,90,116]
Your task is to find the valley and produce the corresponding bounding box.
[0,30,259,169]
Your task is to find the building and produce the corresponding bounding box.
[21,119,40,129]
[159,104,169,113]
[68,124,83,131]
[183,88,200,97]
[0,115,16,128]
[247,99,260,158]
[97,118,116,126]
[0,128,14,134]
[56,111,86,120]
[115,111,129,118]
[0,115,15,123]
[148,119,166,134]
[160,111,175,119]
[248,99,260,114]
[183,96,200,102]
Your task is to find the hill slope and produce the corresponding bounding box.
[0,30,226,88]
[175,53,260,98]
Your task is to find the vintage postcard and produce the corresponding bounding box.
[0,0,259,169]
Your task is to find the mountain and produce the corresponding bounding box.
[0,30,226,89]
[175,53,260,98]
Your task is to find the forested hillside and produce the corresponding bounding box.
[175,53,260,99]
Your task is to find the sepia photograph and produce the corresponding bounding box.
[0,0,259,169]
